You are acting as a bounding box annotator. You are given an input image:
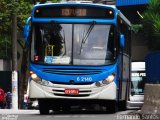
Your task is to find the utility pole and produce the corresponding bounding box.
[11,0,18,110]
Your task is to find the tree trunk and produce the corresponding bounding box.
[18,44,29,109]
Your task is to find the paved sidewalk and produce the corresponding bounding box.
[0,109,39,114]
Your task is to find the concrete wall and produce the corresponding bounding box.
[131,32,149,61]
[141,84,160,114]
[0,59,11,71]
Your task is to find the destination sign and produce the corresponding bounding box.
[34,6,114,19]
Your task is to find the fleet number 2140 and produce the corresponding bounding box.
[76,77,92,82]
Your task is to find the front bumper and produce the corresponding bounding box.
[29,80,117,100]
[127,95,144,109]
[127,101,143,109]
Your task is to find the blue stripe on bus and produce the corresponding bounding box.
[32,18,117,24]
[30,63,118,84]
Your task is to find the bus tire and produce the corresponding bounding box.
[61,105,70,113]
[106,100,117,113]
[38,99,49,115]
[118,100,126,111]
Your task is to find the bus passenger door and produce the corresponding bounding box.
[118,32,131,111]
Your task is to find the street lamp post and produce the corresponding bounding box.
[11,0,18,110]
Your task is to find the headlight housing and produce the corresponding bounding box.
[30,71,49,86]
[102,73,115,84]
[95,73,115,87]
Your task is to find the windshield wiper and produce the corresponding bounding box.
[82,21,96,44]
[79,21,96,54]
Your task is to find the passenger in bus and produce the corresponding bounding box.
[42,24,63,56]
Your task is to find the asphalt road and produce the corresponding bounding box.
[0,109,138,120]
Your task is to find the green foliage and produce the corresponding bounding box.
[0,0,32,59]
[0,0,62,34]
[0,35,11,59]
[17,1,32,30]
[0,0,61,59]
[147,0,160,12]
[132,24,143,33]
[142,0,160,50]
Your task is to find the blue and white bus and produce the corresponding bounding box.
[24,1,132,114]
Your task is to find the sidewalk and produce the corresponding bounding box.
[0,109,39,114]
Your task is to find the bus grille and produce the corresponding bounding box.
[42,68,102,75]
[50,81,94,85]
[53,94,89,97]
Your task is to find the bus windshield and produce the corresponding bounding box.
[31,23,115,65]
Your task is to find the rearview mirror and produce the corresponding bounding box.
[120,34,125,48]
[24,17,31,46]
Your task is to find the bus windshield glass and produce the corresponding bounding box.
[31,23,115,65]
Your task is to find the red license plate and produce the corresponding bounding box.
[65,89,79,94]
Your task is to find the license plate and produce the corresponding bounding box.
[65,89,79,94]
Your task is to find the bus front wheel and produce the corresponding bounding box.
[105,100,117,113]
[118,100,126,111]
[38,99,49,115]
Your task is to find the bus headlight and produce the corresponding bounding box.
[30,71,49,86]
[95,73,115,87]
[41,80,49,86]
[31,73,42,83]
[31,73,38,79]
[102,73,115,85]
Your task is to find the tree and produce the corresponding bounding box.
[142,0,160,51]
[0,0,32,59]
[0,0,61,35]
[0,0,61,58]
[0,0,61,108]
[0,0,33,109]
